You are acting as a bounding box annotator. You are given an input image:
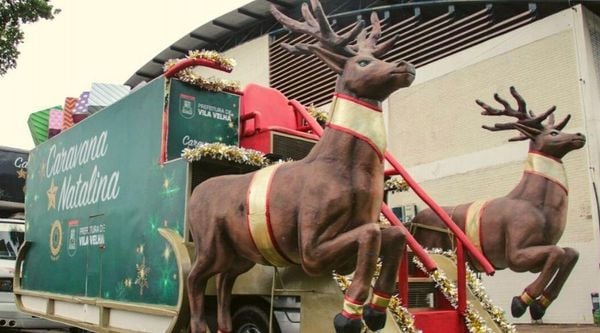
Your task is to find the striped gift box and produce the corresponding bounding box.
[73,91,90,123]
[62,97,77,130]
[88,83,130,114]
[48,109,63,139]
[28,106,59,145]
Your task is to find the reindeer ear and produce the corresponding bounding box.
[512,122,542,140]
[307,45,348,74]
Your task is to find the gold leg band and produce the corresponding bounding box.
[520,291,534,305]
[539,294,552,308]
[370,291,391,311]
[342,296,364,319]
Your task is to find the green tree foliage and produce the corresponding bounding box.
[0,0,60,76]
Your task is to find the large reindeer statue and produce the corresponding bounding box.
[186,1,416,332]
[410,87,586,320]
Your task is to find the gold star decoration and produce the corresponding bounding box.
[135,256,150,296]
[16,168,27,179]
[47,178,58,210]
[39,162,46,178]
[163,245,171,261]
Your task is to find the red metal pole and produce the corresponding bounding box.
[383,152,495,275]
[288,99,324,137]
[381,204,437,272]
[456,239,467,314]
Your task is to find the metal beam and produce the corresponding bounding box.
[189,33,217,43]
[238,7,267,20]
[169,45,189,54]
[213,20,240,31]
[135,71,157,79]
[266,0,295,8]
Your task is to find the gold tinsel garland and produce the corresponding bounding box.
[384,178,409,193]
[163,50,241,92]
[307,104,329,123]
[182,143,269,167]
[332,262,417,333]
[412,249,516,333]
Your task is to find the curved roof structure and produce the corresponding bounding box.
[126,0,600,89]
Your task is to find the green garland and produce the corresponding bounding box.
[412,249,516,333]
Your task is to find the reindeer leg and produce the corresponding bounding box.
[301,223,382,333]
[188,258,215,333]
[216,259,255,333]
[363,226,405,331]
[506,245,566,318]
[529,247,579,320]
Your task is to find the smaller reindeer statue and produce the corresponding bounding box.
[186,1,415,333]
[411,87,586,320]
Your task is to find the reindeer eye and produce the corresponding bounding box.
[357,59,370,67]
[550,130,559,136]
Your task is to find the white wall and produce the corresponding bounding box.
[224,35,270,87]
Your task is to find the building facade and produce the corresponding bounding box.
[131,1,600,325]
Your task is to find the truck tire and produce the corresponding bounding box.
[232,305,280,333]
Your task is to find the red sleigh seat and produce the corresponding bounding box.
[239,83,319,157]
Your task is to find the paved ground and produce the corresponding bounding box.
[515,324,600,332]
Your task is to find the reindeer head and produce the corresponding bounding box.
[477,87,586,159]
[271,0,415,103]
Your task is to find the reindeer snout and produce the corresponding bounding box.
[572,132,586,148]
[397,60,416,76]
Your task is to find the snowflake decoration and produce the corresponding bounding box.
[135,256,151,296]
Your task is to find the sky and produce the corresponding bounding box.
[0,0,251,150]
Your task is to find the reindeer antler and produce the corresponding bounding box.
[271,0,363,56]
[271,0,395,59]
[477,86,563,141]
[354,12,398,57]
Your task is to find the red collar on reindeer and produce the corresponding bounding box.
[327,93,386,161]
[525,151,568,193]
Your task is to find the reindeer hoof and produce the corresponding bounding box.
[529,300,547,320]
[364,304,387,331]
[334,313,363,333]
[511,296,528,318]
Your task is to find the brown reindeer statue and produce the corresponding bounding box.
[410,87,586,321]
[186,1,415,332]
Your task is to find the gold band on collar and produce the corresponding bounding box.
[327,95,386,156]
[247,164,293,267]
[524,153,568,192]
